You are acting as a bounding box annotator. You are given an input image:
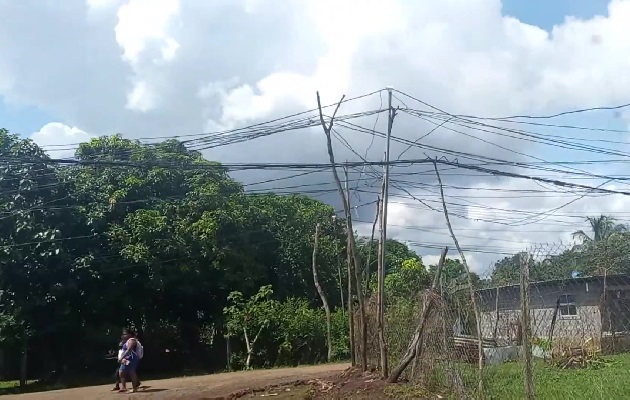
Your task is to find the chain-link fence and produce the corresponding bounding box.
[355,240,630,398]
[477,241,630,398]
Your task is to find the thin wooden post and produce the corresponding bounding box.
[346,236,356,366]
[432,161,484,396]
[312,223,333,361]
[520,253,535,400]
[344,165,368,369]
[493,287,500,341]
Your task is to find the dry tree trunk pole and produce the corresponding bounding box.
[346,236,356,365]
[387,247,448,383]
[313,223,333,362]
[336,241,345,316]
[376,178,389,377]
[520,253,535,400]
[316,91,366,370]
[439,257,466,398]
[433,161,484,396]
[344,166,368,369]
[364,193,381,294]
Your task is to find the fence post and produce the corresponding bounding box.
[520,253,535,399]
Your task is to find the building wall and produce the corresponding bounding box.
[476,276,630,344]
[481,306,602,346]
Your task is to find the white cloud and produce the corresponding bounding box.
[126,80,156,112]
[31,123,94,159]
[114,0,180,66]
[114,0,181,111]
[3,0,630,271]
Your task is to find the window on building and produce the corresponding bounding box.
[558,294,577,317]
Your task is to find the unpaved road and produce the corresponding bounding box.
[2,363,349,400]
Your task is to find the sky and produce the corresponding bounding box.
[2,0,630,274]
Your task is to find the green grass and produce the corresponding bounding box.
[0,380,21,389]
[482,353,630,399]
[407,354,630,399]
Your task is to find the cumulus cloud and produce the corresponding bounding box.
[30,123,94,159]
[1,0,630,270]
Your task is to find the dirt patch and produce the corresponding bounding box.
[234,381,316,399]
[2,363,349,400]
[230,367,437,399]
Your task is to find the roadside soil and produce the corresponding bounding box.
[1,363,349,400]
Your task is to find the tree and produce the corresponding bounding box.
[490,253,525,286]
[358,238,421,285]
[224,285,276,369]
[383,258,431,300]
[430,258,482,289]
[0,129,92,384]
[572,215,628,244]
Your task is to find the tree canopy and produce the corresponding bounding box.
[0,130,351,379]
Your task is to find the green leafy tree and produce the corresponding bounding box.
[384,258,431,299]
[0,129,90,383]
[572,215,628,244]
[224,285,276,369]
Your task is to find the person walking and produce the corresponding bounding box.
[112,335,125,391]
[117,329,140,393]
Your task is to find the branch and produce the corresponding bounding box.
[252,325,265,347]
[317,92,346,135]
[243,326,251,351]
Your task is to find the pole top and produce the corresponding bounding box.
[386,86,394,91]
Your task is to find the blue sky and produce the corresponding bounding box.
[502,0,610,30]
[0,96,52,138]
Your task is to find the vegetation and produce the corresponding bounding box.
[488,214,630,286]
[3,127,630,397]
[0,129,433,387]
[483,353,630,399]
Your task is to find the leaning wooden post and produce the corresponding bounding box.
[432,161,484,396]
[387,247,448,382]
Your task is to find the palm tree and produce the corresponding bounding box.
[572,215,628,244]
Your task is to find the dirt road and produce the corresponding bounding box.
[3,363,349,400]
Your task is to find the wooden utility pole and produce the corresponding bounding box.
[345,166,368,369]
[346,238,356,366]
[377,87,395,378]
[520,253,535,400]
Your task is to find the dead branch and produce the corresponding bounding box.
[317,91,367,370]
[433,160,484,396]
[313,223,333,362]
[388,247,448,383]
